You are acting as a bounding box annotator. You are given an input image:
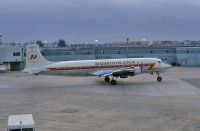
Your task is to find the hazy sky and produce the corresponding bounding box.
[0,0,200,43]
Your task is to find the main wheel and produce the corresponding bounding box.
[110,80,117,85]
[157,76,162,82]
[104,77,110,82]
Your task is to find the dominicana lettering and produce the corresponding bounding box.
[95,60,135,66]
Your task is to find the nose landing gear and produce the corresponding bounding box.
[156,72,162,82]
[157,76,162,82]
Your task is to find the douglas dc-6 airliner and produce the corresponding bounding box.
[23,44,171,85]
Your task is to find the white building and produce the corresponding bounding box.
[0,45,25,70]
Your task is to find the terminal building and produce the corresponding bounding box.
[0,40,200,70]
[0,45,25,70]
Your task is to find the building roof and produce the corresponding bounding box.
[7,114,34,129]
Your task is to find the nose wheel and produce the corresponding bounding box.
[157,76,162,82]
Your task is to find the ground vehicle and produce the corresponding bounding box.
[7,114,35,131]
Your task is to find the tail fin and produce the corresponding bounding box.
[23,43,53,73]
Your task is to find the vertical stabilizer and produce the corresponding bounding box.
[23,43,53,73]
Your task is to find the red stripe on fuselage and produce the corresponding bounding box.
[47,63,155,71]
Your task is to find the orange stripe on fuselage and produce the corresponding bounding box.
[147,63,155,70]
[47,63,155,71]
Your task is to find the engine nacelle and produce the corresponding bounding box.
[114,67,142,78]
[120,75,128,78]
[119,67,142,78]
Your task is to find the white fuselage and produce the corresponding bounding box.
[37,58,170,76]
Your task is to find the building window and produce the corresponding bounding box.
[150,50,153,53]
[13,52,20,56]
[187,50,189,53]
[166,50,169,53]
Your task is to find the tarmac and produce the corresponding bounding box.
[1,67,200,131]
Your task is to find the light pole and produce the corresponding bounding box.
[195,41,198,65]
[126,38,129,58]
[95,40,98,59]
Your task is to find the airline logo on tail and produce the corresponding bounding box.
[28,51,40,63]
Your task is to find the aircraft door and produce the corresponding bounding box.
[158,60,161,68]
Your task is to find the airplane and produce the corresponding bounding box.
[23,43,171,85]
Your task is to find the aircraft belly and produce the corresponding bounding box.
[39,69,97,76]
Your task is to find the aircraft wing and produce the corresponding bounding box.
[90,69,114,77]
[90,67,140,77]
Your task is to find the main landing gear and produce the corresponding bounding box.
[104,76,118,85]
[104,76,110,82]
[110,79,117,85]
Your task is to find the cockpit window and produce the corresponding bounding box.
[158,61,161,63]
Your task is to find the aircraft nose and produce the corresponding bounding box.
[165,64,172,69]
